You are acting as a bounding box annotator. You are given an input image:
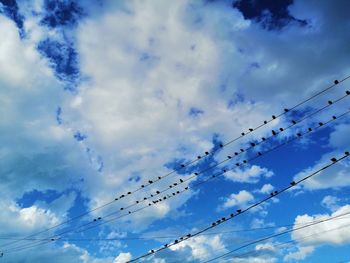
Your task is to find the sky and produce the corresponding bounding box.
[1,0,350,262]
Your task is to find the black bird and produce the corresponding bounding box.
[197,156,201,159]
[212,222,216,226]
[272,130,277,136]
[174,240,178,244]
[136,201,139,203]
[151,250,155,253]
[115,198,118,201]
[236,163,240,166]
[169,185,173,188]
[148,203,152,206]
[297,133,302,137]
[243,160,247,163]
[319,122,324,126]
[241,132,245,136]
[163,197,167,200]
[173,183,177,186]
[98,217,102,220]
[219,144,224,148]
[127,192,131,194]
[331,158,337,162]
[328,100,333,105]
[187,234,191,237]
[227,156,232,159]
[249,128,254,132]
[120,208,124,210]
[332,116,337,120]
[272,115,276,119]
[180,179,184,183]
[292,120,297,124]
[345,151,349,155]
[308,128,312,132]
[237,209,242,213]
[264,120,268,124]
[164,244,168,248]
[223,169,227,173]
[270,192,274,196]
[261,137,266,141]
[148,180,153,184]
[250,142,256,147]
[258,152,262,156]
[51,238,55,241]
[144,197,147,200]
[93,219,97,222]
[334,80,339,84]
[158,176,162,179]
[240,148,244,152]
[284,108,289,112]
[176,191,180,194]
[279,128,284,131]
[205,151,209,155]
[221,217,226,221]
[128,211,131,214]
[194,172,198,175]
[156,191,160,194]
[150,194,154,197]
[274,191,278,195]
[120,195,125,198]
[234,152,238,155]
[181,164,185,167]
[346,90,350,95]
[212,175,216,178]
[230,213,234,217]
[185,187,189,190]
[141,185,145,188]
[290,181,296,186]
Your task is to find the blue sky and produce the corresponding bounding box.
[1,0,350,262]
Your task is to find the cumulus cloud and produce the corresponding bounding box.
[225,166,274,184]
[219,190,254,210]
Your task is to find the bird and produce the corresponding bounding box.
[334,80,339,84]
[197,156,201,159]
[158,176,162,179]
[284,108,289,112]
[194,172,199,175]
[290,181,296,186]
[180,179,184,183]
[181,164,185,167]
[230,213,234,217]
[234,152,238,155]
[98,217,102,220]
[93,219,97,222]
[141,185,145,188]
[258,152,262,156]
[261,137,266,141]
[346,90,350,95]
[185,187,189,190]
[345,151,349,155]
[272,130,277,136]
[297,133,302,137]
[219,144,224,148]
[156,191,160,194]
[227,155,232,159]
[308,128,312,132]
[292,120,297,124]
[120,208,124,210]
[250,142,256,147]
[272,115,276,119]
[240,148,244,152]
[120,195,125,198]
[331,158,337,162]
[279,128,284,131]
[264,120,268,124]
[332,116,337,120]
[270,192,274,196]
[328,100,333,105]
[151,250,155,253]
[205,151,209,155]
[249,128,254,132]
[237,209,242,213]
[127,192,131,194]
[241,132,245,136]
[243,160,247,163]
[148,180,153,184]
[319,122,324,126]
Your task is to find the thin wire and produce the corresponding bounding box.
[2,77,348,249]
[3,107,349,254]
[127,152,350,262]
[203,212,350,263]
[206,215,350,263]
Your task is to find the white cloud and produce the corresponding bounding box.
[283,246,315,262]
[225,166,274,184]
[257,184,275,194]
[220,190,254,210]
[113,252,132,263]
[321,195,340,212]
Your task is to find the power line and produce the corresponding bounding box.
[2,77,347,250]
[126,152,350,262]
[201,212,350,263]
[2,107,349,254]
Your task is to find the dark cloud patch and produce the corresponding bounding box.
[0,0,25,36]
[233,0,307,30]
[37,39,80,91]
[40,0,83,28]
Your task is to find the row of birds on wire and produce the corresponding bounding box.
[1,76,350,262]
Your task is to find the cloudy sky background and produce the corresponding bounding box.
[1,0,350,262]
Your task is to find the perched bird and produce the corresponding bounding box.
[272,130,277,136]
[98,217,102,220]
[284,108,289,112]
[237,209,242,213]
[292,120,297,124]
[127,192,131,194]
[148,180,153,184]
[346,90,350,95]
[332,116,337,120]
[181,164,185,168]
[241,132,245,136]
[290,181,296,186]
[197,156,201,159]
[279,128,284,131]
[331,158,337,162]
[319,122,324,126]
[272,115,276,119]
[205,151,209,155]
[334,80,339,84]
[264,120,268,124]
[180,179,184,183]
[249,128,254,132]
[250,142,256,147]
[227,155,232,159]
[328,100,333,105]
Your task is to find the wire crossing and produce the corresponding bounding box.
[201,211,350,263]
[127,152,350,262]
[2,107,349,255]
